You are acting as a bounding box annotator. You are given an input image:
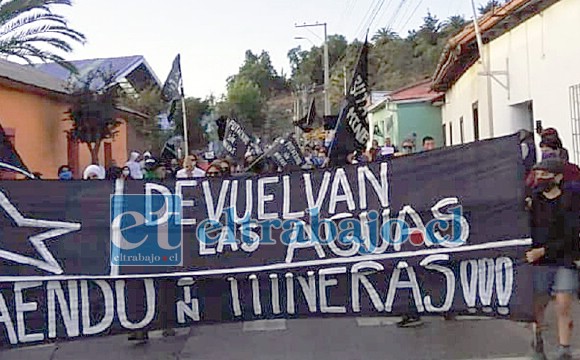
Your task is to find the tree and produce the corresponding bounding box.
[65,69,121,164]
[172,97,211,152]
[372,28,400,43]
[479,0,503,15]
[442,15,467,37]
[227,50,287,97]
[118,87,169,155]
[0,0,85,71]
[417,11,442,46]
[289,35,348,90]
[222,78,264,133]
[288,46,308,76]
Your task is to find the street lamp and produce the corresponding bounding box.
[294,36,316,47]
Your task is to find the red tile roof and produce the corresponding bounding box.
[390,79,443,102]
[432,0,559,92]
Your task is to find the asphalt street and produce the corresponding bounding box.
[2,303,580,360]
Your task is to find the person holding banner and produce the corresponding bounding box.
[527,158,580,360]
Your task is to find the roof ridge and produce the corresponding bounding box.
[0,58,63,79]
[32,54,143,66]
[390,78,434,96]
[0,57,68,94]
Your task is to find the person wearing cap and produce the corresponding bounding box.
[525,133,580,199]
[527,158,580,360]
[541,128,569,162]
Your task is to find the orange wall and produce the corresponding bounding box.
[0,84,129,179]
[0,86,69,179]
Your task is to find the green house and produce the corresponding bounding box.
[368,80,444,152]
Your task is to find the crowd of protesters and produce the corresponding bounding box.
[50,127,580,358]
[54,132,441,182]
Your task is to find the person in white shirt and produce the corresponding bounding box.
[176,155,206,179]
[125,151,143,180]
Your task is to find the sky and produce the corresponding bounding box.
[57,0,488,99]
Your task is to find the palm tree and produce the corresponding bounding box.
[442,15,467,37]
[478,0,503,15]
[0,0,85,71]
[372,27,399,43]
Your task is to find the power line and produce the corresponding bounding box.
[353,0,377,39]
[384,0,408,32]
[360,0,388,38]
[337,0,357,31]
[305,27,323,42]
[398,0,424,33]
[354,0,381,40]
[368,0,395,30]
[367,0,389,33]
[391,0,414,32]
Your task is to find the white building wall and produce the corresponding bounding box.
[441,0,580,158]
[441,63,484,145]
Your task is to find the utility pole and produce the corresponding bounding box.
[470,0,494,139]
[294,91,300,140]
[295,22,330,116]
[343,65,347,95]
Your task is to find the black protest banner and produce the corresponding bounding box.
[0,134,534,348]
[222,119,261,161]
[267,136,305,170]
[329,40,370,165]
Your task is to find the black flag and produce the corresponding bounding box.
[323,115,339,130]
[267,135,305,170]
[162,54,182,102]
[222,119,260,161]
[160,135,184,161]
[294,98,316,132]
[216,116,228,141]
[328,40,370,165]
[0,123,29,173]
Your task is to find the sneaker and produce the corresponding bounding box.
[554,345,572,360]
[397,316,423,328]
[530,350,548,360]
[530,330,547,360]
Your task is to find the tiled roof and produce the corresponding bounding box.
[0,58,68,94]
[34,55,160,91]
[390,79,443,102]
[432,0,560,91]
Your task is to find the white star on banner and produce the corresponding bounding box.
[0,190,81,274]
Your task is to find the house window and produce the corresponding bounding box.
[442,123,447,146]
[473,102,480,141]
[460,117,465,144]
[449,122,453,145]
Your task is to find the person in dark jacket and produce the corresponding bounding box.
[525,131,580,201]
[527,158,580,360]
